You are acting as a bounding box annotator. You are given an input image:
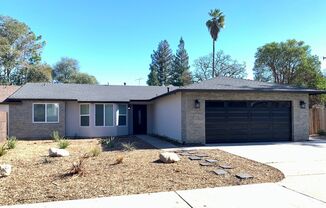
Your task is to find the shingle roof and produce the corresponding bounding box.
[8,83,177,102]
[0,85,20,103]
[7,77,325,102]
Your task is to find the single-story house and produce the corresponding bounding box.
[4,77,325,144]
[0,85,20,142]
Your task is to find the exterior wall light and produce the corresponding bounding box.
[195,99,200,109]
[300,101,306,109]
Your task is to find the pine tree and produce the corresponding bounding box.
[169,38,192,86]
[147,40,173,86]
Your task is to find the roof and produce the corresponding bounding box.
[8,83,177,102]
[0,85,20,103]
[7,77,325,102]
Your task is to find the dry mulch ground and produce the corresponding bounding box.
[0,137,284,205]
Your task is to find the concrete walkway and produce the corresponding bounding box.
[136,134,177,149]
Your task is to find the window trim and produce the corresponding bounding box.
[79,103,90,127]
[32,103,59,123]
[117,104,128,127]
[94,103,114,127]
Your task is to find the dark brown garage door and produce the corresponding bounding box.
[205,101,292,143]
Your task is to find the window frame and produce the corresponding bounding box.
[117,104,127,127]
[79,103,90,127]
[94,103,114,127]
[32,103,59,123]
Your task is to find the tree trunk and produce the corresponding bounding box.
[212,40,215,78]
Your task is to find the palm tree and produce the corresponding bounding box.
[206,9,225,78]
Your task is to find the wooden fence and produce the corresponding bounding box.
[309,107,326,135]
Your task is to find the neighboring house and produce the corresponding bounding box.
[0,85,20,142]
[4,77,325,144]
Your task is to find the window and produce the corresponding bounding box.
[95,104,113,126]
[117,104,127,126]
[33,103,59,123]
[80,104,90,126]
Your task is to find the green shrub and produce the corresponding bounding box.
[100,137,116,148]
[89,146,101,157]
[121,142,136,151]
[51,131,61,142]
[58,138,70,149]
[6,136,17,149]
[318,129,326,136]
[0,144,7,157]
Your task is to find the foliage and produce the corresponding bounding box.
[193,51,247,82]
[0,144,7,157]
[99,137,116,148]
[58,138,70,149]
[51,131,61,142]
[113,156,124,165]
[89,146,101,157]
[26,64,52,83]
[206,9,225,78]
[71,72,98,84]
[52,57,79,83]
[121,142,136,151]
[169,37,192,86]
[68,157,85,176]
[6,136,16,149]
[147,40,173,86]
[0,16,45,85]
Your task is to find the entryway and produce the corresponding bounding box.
[133,105,147,134]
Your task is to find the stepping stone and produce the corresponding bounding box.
[187,151,198,154]
[179,152,191,156]
[219,164,233,169]
[196,153,209,157]
[205,159,218,163]
[213,169,227,175]
[188,156,202,160]
[236,173,254,179]
[199,162,214,166]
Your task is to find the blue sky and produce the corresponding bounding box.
[1,0,326,85]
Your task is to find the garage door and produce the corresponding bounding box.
[205,101,292,143]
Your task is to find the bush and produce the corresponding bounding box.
[6,136,17,149]
[100,137,116,148]
[318,129,326,136]
[113,155,124,165]
[121,142,136,151]
[89,146,101,157]
[68,157,85,176]
[58,138,70,149]
[0,144,7,157]
[51,131,61,142]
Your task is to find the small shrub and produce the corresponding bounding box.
[318,129,326,136]
[51,131,61,142]
[69,157,85,176]
[6,136,17,149]
[41,157,53,164]
[100,137,116,148]
[0,144,7,157]
[89,146,101,157]
[113,155,124,165]
[121,142,136,151]
[58,138,70,149]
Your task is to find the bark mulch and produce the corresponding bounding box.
[0,137,284,206]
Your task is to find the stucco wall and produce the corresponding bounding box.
[65,102,129,138]
[9,100,66,139]
[0,105,9,142]
[181,91,309,144]
[150,92,182,142]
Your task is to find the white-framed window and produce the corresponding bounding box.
[33,103,59,123]
[95,104,113,126]
[80,104,90,126]
[117,104,127,126]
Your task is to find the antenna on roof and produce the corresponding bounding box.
[135,78,143,85]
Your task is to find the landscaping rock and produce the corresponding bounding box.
[179,152,191,156]
[199,162,214,166]
[236,173,254,179]
[189,156,202,160]
[213,169,227,175]
[219,164,233,169]
[205,159,218,163]
[196,153,209,157]
[0,164,12,177]
[49,148,69,157]
[159,152,180,163]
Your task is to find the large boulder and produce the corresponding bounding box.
[159,152,180,163]
[49,147,69,157]
[0,164,12,177]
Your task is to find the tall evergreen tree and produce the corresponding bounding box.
[147,40,173,86]
[169,37,192,86]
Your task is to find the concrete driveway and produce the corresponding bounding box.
[218,139,326,203]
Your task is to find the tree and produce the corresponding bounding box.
[26,64,52,83]
[206,9,225,78]
[169,38,192,86]
[147,40,173,86]
[71,72,98,84]
[53,57,79,83]
[193,50,247,82]
[0,16,45,85]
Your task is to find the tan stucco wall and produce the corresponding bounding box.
[181,91,309,144]
[9,100,66,139]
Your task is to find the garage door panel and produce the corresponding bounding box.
[205,101,292,143]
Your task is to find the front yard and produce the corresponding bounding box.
[0,137,284,205]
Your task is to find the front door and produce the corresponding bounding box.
[133,105,147,134]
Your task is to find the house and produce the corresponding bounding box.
[4,77,325,144]
[0,85,20,142]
